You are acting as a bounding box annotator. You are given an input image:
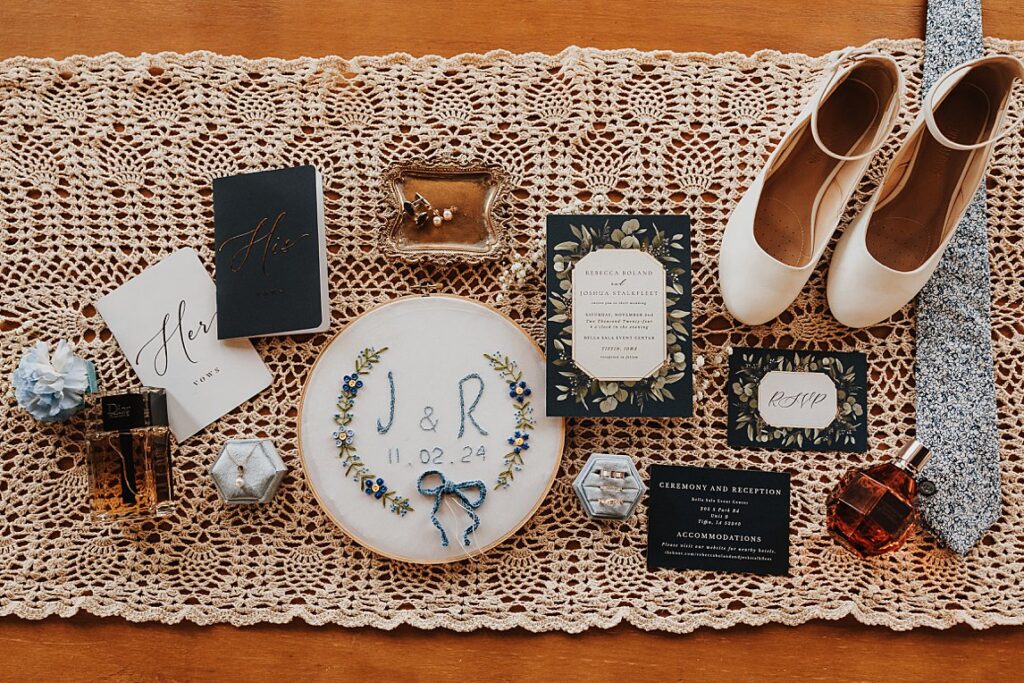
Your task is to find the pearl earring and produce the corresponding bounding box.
[431,206,457,227]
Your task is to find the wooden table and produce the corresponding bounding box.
[2,1,1021,680]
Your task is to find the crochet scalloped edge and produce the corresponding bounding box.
[0,38,932,72]
[1,598,1014,632]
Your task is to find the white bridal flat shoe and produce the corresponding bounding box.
[719,50,903,326]
[828,55,1024,328]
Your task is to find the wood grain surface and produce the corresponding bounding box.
[1,1,1022,681]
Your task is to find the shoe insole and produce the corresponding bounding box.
[866,83,990,272]
[754,79,879,267]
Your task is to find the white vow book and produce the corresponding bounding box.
[96,247,273,441]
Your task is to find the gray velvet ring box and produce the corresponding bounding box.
[572,453,645,520]
[211,438,287,505]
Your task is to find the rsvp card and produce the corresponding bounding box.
[647,465,790,576]
[545,215,692,417]
[96,248,273,441]
[727,347,868,452]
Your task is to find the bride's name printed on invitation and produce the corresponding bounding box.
[96,248,272,441]
[648,465,790,576]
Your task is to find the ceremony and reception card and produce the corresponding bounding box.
[545,214,692,417]
[96,248,273,441]
[647,465,790,576]
[727,347,868,452]
[212,165,329,339]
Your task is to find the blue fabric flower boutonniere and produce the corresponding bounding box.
[11,340,97,423]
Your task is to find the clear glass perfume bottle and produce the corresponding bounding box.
[826,440,933,558]
[85,387,174,521]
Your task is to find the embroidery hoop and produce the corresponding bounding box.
[297,294,565,564]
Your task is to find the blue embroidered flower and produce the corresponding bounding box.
[11,340,96,423]
[333,429,355,447]
[507,430,530,454]
[342,373,364,396]
[364,477,388,499]
[508,380,532,403]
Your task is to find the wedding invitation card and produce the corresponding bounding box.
[647,465,790,576]
[545,214,692,417]
[212,165,329,339]
[96,248,273,441]
[727,347,868,452]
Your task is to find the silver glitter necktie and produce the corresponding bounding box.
[915,0,1001,555]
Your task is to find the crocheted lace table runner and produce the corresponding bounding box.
[2,38,1023,632]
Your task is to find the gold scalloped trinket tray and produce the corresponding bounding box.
[381,161,510,264]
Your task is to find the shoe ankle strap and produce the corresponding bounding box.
[810,47,904,162]
[924,55,1024,152]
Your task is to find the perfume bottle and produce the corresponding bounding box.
[826,440,933,558]
[85,387,174,521]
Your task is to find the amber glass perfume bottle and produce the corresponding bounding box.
[86,387,174,521]
[826,440,933,557]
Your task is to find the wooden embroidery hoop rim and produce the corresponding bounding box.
[296,293,566,564]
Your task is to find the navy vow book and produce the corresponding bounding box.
[212,165,329,339]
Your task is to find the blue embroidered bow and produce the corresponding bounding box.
[416,470,487,548]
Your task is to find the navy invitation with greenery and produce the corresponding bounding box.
[727,347,868,452]
[545,214,692,417]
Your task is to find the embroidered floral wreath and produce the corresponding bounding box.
[332,347,539,517]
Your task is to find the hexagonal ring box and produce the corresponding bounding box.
[211,438,287,505]
[572,453,646,521]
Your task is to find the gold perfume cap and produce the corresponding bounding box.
[895,439,932,474]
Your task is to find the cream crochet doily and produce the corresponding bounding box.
[2,38,1023,632]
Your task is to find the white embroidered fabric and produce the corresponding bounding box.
[1,38,1023,631]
